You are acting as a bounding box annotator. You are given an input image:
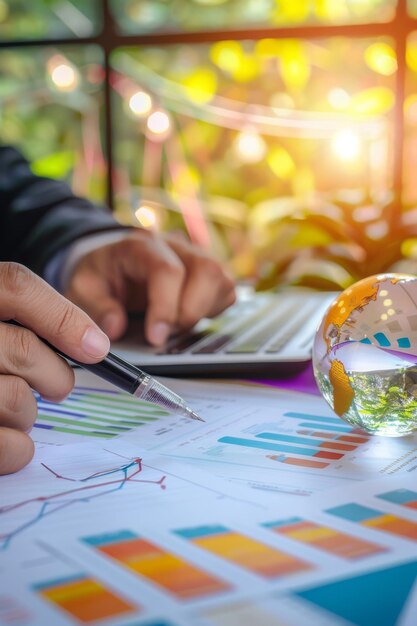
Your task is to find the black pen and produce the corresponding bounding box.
[7,320,204,422]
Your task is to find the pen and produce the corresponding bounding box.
[7,320,204,422]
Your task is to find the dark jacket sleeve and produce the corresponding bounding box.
[0,146,128,275]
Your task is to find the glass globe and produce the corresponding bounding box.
[313,273,417,437]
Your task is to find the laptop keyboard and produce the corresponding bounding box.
[161,294,321,356]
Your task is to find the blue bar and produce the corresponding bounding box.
[32,574,84,591]
[284,412,345,425]
[219,436,322,457]
[360,338,372,344]
[377,489,417,505]
[397,338,411,348]
[36,405,87,418]
[33,423,53,430]
[83,529,137,546]
[326,503,381,522]
[299,422,352,433]
[174,525,227,540]
[374,332,391,347]
[256,432,325,447]
[262,517,302,529]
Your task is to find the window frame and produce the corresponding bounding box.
[0,0,414,222]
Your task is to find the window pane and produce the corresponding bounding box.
[0,46,107,202]
[111,0,397,35]
[111,39,394,271]
[0,0,101,40]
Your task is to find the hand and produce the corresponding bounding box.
[0,262,110,475]
[65,230,236,345]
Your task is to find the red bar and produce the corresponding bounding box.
[314,450,344,460]
[318,441,356,452]
[339,435,369,444]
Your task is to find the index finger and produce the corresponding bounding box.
[0,263,110,363]
[117,238,186,345]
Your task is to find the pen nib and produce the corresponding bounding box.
[185,407,205,422]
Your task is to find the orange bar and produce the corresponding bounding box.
[84,531,230,600]
[365,515,417,541]
[37,575,136,623]
[177,525,312,579]
[283,457,329,469]
[269,518,385,560]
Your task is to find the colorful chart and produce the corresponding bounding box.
[217,411,369,471]
[294,559,417,626]
[34,385,169,438]
[377,488,417,510]
[34,573,136,623]
[326,503,417,541]
[174,525,313,579]
[262,517,386,560]
[82,530,231,600]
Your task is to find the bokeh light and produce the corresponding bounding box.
[129,91,152,116]
[234,129,266,164]
[146,110,171,137]
[331,129,362,161]
[135,204,158,228]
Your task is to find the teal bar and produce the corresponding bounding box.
[83,529,137,546]
[377,489,417,505]
[262,517,302,529]
[299,422,352,433]
[284,412,345,425]
[174,525,228,540]
[219,436,323,457]
[326,503,381,522]
[374,332,391,347]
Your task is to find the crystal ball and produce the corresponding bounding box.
[312,273,417,437]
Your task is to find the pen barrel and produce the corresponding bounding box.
[78,352,146,394]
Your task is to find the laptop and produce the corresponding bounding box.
[113,287,336,377]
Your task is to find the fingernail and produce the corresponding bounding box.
[102,312,121,338]
[149,322,170,346]
[82,327,110,358]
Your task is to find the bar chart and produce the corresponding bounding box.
[262,517,386,560]
[173,524,313,579]
[34,385,170,439]
[34,573,136,623]
[82,530,231,600]
[217,411,369,471]
[326,503,417,541]
[377,488,417,511]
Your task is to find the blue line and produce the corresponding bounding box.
[36,405,87,418]
[1,464,136,551]
[219,436,322,457]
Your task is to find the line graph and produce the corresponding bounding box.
[0,454,167,551]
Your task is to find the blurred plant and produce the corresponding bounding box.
[253,193,417,291]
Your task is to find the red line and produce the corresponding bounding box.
[0,460,166,515]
